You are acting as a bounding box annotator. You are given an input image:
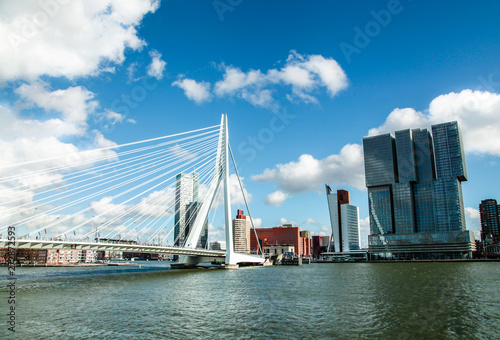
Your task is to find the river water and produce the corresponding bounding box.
[1,262,499,339]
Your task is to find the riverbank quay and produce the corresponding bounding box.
[313,258,500,263]
[0,262,138,267]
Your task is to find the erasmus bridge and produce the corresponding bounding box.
[0,115,265,269]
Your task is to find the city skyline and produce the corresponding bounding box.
[1,1,500,247]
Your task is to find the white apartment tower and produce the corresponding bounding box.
[326,185,360,252]
[174,172,199,246]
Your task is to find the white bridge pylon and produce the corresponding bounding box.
[179,114,265,268]
[0,114,264,268]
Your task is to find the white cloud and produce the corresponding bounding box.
[304,218,320,226]
[0,133,118,234]
[250,217,262,228]
[464,207,481,240]
[146,50,166,80]
[0,105,80,140]
[15,81,98,134]
[0,1,162,239]
[127,62,139,82]
[319,225,330,236]
[359,217,370,249]
[214,67,266,96]
[201,174,253,209]
[253,144,365,194]
[465,207,480,219]
[177,51,348,109]
[208,224,225,243]
[172,77,212,104]
[90,196,128,217]
[279,217,299,226]
[239,89,276,110]
[0,0,159,81]
[369,90,500,157]
[368,108,428,137]
[255,89,500,202]
[264,190,290,206]
[302,54,349,97]
[104,110,125,125]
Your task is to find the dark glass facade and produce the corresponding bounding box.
[363,121,475,259]
[479,199,500,243]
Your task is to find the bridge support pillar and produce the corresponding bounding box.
[171,255,222,269]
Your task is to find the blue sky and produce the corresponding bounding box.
[1,0,500,246]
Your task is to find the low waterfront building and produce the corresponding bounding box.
[123,252,159,260]
[0,248,47,264]
[250,224,312,257]
[210,241,226,250]
[312,236,333,258]
[263,244,295,255]
[47,249,79,264]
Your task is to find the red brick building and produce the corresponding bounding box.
[250,224,312,257]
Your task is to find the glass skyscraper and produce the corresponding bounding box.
[174,172,207,248]
[363,121,475,260]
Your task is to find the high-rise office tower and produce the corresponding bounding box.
[363,121,475,259]
[479,199,500,243]
[174,172,205,247]
[232,209,251,253]
[325,186,360,252]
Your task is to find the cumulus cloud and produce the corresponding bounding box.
[253,144,365,195]
[319,225,330,236]
[369,90,500,157]
[14,81,98,134]
[172,77,212,104]
[198,174,253,212]
[0,1,164,240]
[304,218,321,226]
[103,110,126,125]
[250,217,262,228]
[90,187,176,221]
[175,51,348,109]
[208,224,225,244]
[255,89,500,202]
[0,0,159,81]
[359,217,370,248]
[464,207,481,240]
[0,133,118,235]
[264,190,290,206]
[465,207,480,219]
[146,50,166,80]
[368,108,428,136]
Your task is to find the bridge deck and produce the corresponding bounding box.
[0,239,226,257]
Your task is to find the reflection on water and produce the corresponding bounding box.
[1,262,499,339]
